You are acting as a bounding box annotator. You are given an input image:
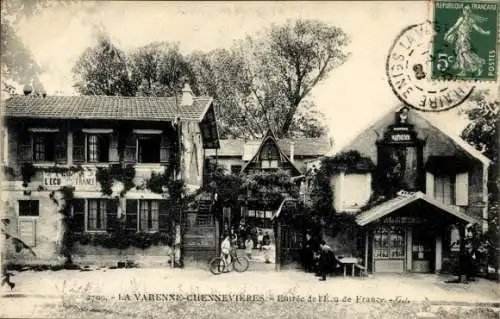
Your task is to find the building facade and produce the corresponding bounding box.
[328,106,489,273]
[1,85,220,267]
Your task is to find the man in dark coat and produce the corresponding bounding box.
[301,232,318,272]
[317,240,336,281]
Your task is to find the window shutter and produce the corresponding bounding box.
[17,130,32,162]
[160,134,170,163]
[54,131,67,164]
[158,199,172,232]
[124,134,137,163]
[455,172,469,206]
[71,199,85,233]
[109,132,119,163]
[125,199,138,232]
[426,172,434,197]
[72,130,85,163]
[106,199,118,232]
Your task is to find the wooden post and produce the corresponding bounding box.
[458,223,467,283]
[435,233,442,274]
[364,231,369,270]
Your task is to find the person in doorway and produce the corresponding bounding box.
[262,231,272,263]
[301,232,317,273]
[221,234,232,271]
[317,240,336,281]
[244,235,254,259]
[257,230,264,251]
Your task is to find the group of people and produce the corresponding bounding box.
[300,232,338,281]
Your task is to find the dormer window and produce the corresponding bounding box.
[260,141,280,169]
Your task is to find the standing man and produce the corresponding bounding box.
[318,240,335,281]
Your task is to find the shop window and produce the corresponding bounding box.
[139,200,159,232]
[87,199,107,231]
[33,133,56,162]
[434,175,455,205]
[18,200,39,216]
[138,135,161,163]
[87,134,110,163]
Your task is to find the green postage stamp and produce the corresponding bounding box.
[432,0,498,81]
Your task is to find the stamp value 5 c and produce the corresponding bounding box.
[432,0,498,81]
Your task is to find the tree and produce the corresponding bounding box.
[128,42,198,97]
[191,19,349,139]
[0,0,72,95]
[460,90,499,279]
[72,30,137,96]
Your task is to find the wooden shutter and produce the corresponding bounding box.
[158,199,172,232]
[72,130,85,163]
[109,132,119,163]
[125,199,138,232]
[426,172,434,197]
[160,134,170,163]
[106,199,118,232]
[71,199,85,233]
[17,130,32,162]
[124,134,137,163]
[54,131,67,164]
[455,172,469,206]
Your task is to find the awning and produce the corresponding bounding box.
[356,191,479,226]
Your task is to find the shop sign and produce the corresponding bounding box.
[43,171,97,187]
[380,216,425,224]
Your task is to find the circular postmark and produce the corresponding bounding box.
[386,21,474,112]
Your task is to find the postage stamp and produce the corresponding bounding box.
[431,0,498,81]
[386,21,474,112]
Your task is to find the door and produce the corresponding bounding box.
[411,226,434,273]
[373,225,406,273]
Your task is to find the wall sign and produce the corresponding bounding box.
[380,216,425,224]
[43,171,96,187]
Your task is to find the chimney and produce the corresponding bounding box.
[181,82,193,106]
[23,85,32,96]
[289,141,295,163]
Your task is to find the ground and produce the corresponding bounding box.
[1,263,499,318]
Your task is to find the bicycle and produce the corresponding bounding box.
[209,250,249,275]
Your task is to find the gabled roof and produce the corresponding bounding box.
[205,137,331,159]
[241,129,302,174]
[338,106,490,166]
[356,191,479,226]
[1,95,214,122]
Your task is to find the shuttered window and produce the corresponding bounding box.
[434,175,455,205]
[139,200,159,232]
[125,199,138,231]
[87,134,110,163]
[87,199,107,231]
[33,133,55,162]
[71,198,85,233]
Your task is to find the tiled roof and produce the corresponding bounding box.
[206,137,332,159]
[1,95,213,122]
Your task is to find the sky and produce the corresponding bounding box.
[13,1,498,150]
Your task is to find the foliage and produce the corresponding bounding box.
[49,186,76,266]
[128,42,197,97]
[242,170,300,207]
[460,90,499,272]
[74,231,173,249]
[309,151,376,217]
[1,0,76,95]
[96,164,136,197]
[147,171,185,204]
[3,166,16,178]
[20,163,37,186]
[72,30,136,96]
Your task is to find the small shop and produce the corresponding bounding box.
[357,192,477,273]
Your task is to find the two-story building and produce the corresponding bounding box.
[205,130,331,243]
[327,106,489,274]
[0,84,220,267]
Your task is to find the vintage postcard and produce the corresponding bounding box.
[1,1,499,318]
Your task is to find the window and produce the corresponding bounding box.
[230,165,242,174]
[260,141,280,169]
[33,133,55,162]
[87,134,110,163]
[87,199,107,231]
[139,200,159,232]
[18,200,39,216]
[138,135,161,163]
[434,175,455,205]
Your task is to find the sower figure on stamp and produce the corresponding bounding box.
[444,5,490,77]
